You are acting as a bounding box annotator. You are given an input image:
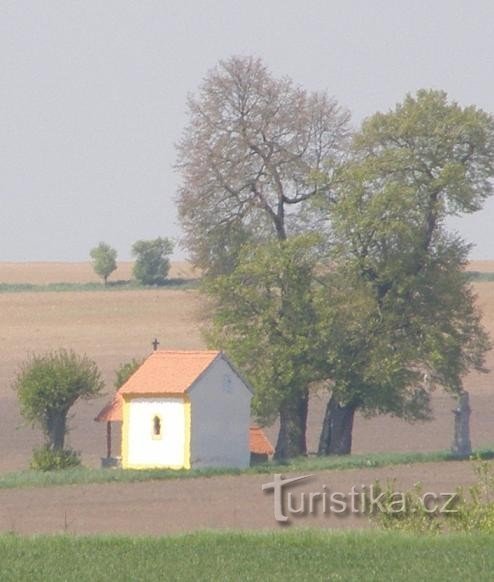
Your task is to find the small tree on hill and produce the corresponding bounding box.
[132,237,174,286]
[90,242,118,286]
[13,350,104,453]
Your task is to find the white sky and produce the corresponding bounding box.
[1,0,494,261]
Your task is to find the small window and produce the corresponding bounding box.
[152,415,162,439]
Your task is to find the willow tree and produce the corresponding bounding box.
[13,349,104,452]
[318,90,494,455]
[177,56,349,456]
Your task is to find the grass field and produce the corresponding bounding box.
[1,530,493,581]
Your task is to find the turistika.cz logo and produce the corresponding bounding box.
[262,474,458,523]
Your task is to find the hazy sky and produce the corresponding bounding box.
[1,1,494,261]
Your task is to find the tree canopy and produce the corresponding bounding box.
[132,237,174,286]
[178,60,494,460]
[13,349,104,452]
[90,242,118,285]
[177,55,350,276]
[318,90,494,454]
[205,235,328,458]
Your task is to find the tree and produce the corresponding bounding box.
[114,358,143,389]
[132,237,174,286]
[177,55,349,455]
[13,349,104,452]
[90,242,118,286]
[205,235,330,459]
[176,55,350,276]
[318,90,494,455]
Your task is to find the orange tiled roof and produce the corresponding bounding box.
[249,426,274,455]
[94,393,123,422]
[118,350,221,395]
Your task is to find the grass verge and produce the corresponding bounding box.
[0,530,493,581]
[466,271,494,282]
[1,448,493,490]
[0,279,199,293]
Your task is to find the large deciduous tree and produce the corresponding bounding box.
[176,55,350,275]
[176,56,349,456]
[205,235,329,459]
[318,90,494,455]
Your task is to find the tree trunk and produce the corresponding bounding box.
[318,394,358,455]
[48,413,67,451]
[274,390,308,460]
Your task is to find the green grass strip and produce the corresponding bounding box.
[0,530,493,581]
[466,271,494,282]
[0,279,198,293]
[1,448,492,490]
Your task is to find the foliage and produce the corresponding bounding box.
[370,459,494,534]
[205,235,329,457]
[30,446,81,471]
[366,479,447,533]
[176,55,350,275]
[89,242,117,285]
[12,349,104,453]
[132,237,174,286]
[114,358,143,389]
[2,531,494,581]
[317,90,494,454]
[452,459,494,532]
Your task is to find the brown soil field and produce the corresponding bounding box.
[0,461,485,535]
[0,262,493,534]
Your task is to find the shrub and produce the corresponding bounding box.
[30,446,81,471]
[368,458,494,533]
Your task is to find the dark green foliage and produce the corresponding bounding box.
[317,90,494,454]
[89,242,117,285]
[12,349,104,456]
[132,237,174,286]
[114,358,143,389]
[30,446,81,471]
[205,234,330,458]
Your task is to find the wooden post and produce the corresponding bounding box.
[106,421,112,459]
